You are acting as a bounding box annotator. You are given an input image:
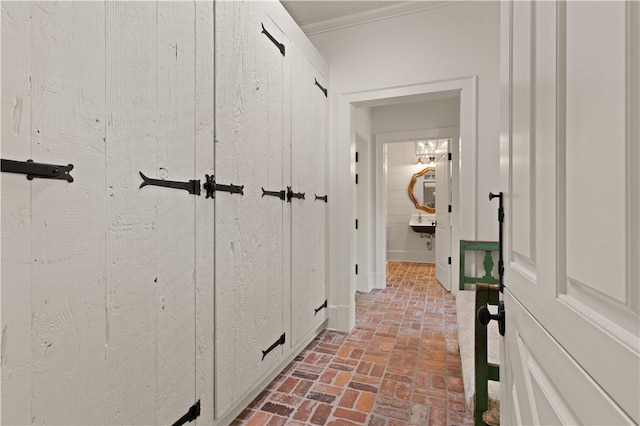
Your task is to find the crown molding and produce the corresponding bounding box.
[301,1,465,37]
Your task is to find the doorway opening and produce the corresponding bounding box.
[330,77,477,332]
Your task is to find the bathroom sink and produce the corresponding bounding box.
[409,213,436,233]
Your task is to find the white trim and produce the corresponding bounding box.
[331,77,478,333]
[301,1,464,37]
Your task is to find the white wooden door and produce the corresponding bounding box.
[500,1,639,424]
[214,2,288,419]
[291,43,328,346]
[435,140,451,290]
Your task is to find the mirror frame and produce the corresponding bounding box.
[408,166,436,213]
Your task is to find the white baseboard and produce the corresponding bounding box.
[387,250,434,264]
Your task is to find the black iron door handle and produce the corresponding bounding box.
[477,301,505,336]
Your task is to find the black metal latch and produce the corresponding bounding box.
[314,194,328,203]
[489,192,504,292]
[262,333,286,361]
[2,158,74,182]
[287,186,305,202]
[204,175,244,199]
[139,172,200,195]
[262,187,286,200]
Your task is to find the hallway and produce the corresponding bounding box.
[233,262,472,425]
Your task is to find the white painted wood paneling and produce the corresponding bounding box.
[156,2,197,421]
[29,2,107,423]
[194,2,216,424]
[214,2,286,418]
[291,43,328,345]
[1,3,33,424]
[106,3,159,423]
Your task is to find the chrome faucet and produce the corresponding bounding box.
[418,212,423,223]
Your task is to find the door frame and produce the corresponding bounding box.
[374,130,458,291]
[329,76,478,332]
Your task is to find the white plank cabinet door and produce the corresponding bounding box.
[290,44,329,346]
[500,1,639,424]
[2,2,209,424]
[1,3,109,424]
[1,3,34,424]
[214,2,288,419]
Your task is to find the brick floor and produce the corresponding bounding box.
[232,262,473,425]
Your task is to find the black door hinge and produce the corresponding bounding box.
[2,158,74,182]
[355,264,359,275]
[448,152,452,161]
[262,333,286,360]
[448,256,452,265]
[262,187,286,200]
[204,175,244,198]
[139,172,200,195]
[355,219,358,230]
[314,194,328,203]
[355,174,359,185]
[287,186,305,202]
[171,400,201,426]
[314,78,328,97]
[355,152,359,163]
[314,299,328,316]
[261,23,285,56]
[448,204,452,213]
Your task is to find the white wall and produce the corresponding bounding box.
[311,1,501,331]
[386,142,436,263]
[371,97,460,134]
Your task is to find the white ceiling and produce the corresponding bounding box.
[280,1,404,27]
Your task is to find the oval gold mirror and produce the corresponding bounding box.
[408,166,436,213]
